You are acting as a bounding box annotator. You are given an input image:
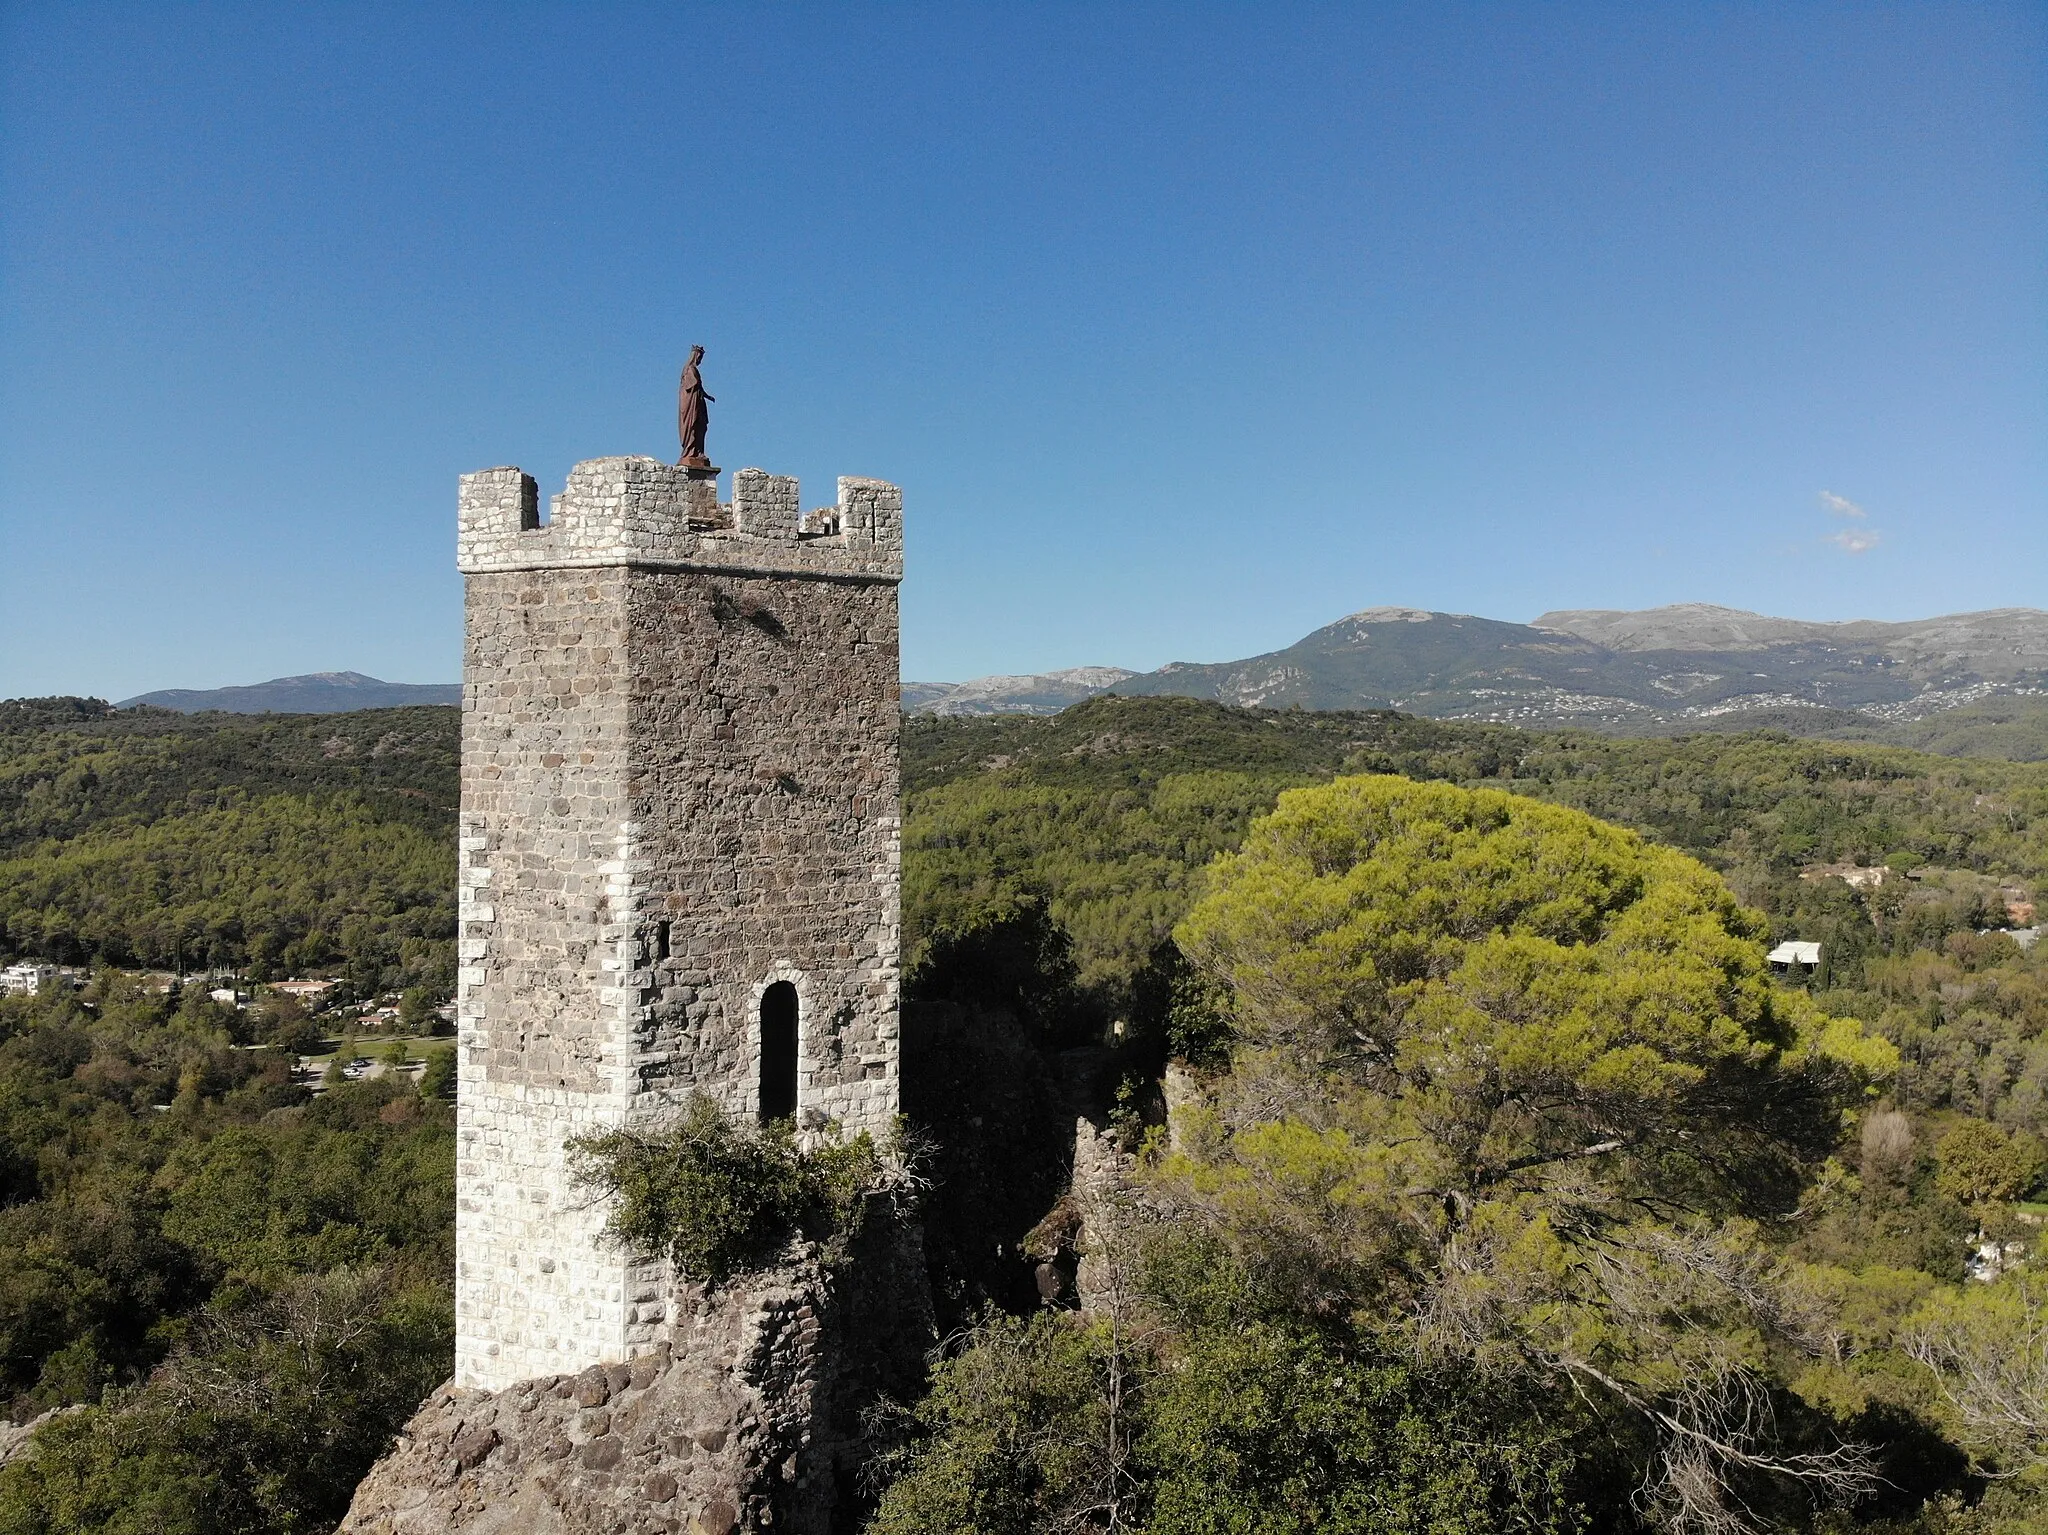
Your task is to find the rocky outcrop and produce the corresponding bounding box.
[341,1217,931,1535]
[0,1405,82,1468]
[901,667,1137,717]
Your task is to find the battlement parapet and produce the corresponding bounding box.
[731,468,798,540]
[458,457,902,582]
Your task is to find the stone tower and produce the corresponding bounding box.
[452,456,903,1393]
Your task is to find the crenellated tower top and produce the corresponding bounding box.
[457,457,901,581]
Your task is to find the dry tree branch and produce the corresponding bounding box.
[1565,1361,1881,1535]
[1903,1283,2048,1470]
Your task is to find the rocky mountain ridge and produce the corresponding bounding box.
[1531,603,2048,674]
[910,605,2048,736]
[899,666,1137,717]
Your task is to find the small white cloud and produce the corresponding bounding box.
[1817,491,1881,553]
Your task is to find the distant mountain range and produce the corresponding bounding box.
[103,605,2048,744]
[120,672,462,714]
[908,605,2048,736]
[902,667,1139,717]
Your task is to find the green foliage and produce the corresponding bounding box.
[906,764,1309,998]
[249,993,322,1057]
[0,978,453,1534]
[1843,937,2048,1136]
[1934,1122,2040,1210]
[416,1048,456,1102]
[1146,777,1905,1527]
[1109,939,1234,1064]
[1882,697,2048,764]
[1900,1277,2048,1475]
[397,984,444,1035]
[0,704,457,854]
[870,1252,1590,1535]
[1176,776,1892,1232]
[868,1310,1115,1535]
[904,697,2048,1014]
[0,794,454,981]
[907,898,1087,1041]
[0,699,129,735]
[568,1095,884,1285]
[0,704,457,986]
[0,1268,450,1535]
[886,705,2048,1529]
[1139,1319,1584,1535]
[0,696,2044,1528]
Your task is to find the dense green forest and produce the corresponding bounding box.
[0,695,2045,1530]
[1876,694,2048,763]
[0,701,457,997]
[904,697,2047,998]
[0,973,452,1532]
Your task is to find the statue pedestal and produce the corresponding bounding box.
[678,465,728,530]
[679,458,718,476]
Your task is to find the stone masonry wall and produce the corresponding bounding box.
[459,459,901,581]
[456,564,666,1388]
[625,569,901,1134]
[454,457,904,1395]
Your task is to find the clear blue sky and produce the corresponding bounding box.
[2,4,2041,699]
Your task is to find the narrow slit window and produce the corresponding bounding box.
[653,920,671,962]
[759,981,799,1123]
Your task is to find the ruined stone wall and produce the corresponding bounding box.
[453,457,904,1395]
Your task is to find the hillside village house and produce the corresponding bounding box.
[1767,940,1822,979]
[271,979,338,1000]
[0,963,56,997]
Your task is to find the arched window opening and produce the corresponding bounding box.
[759,981,799,1123]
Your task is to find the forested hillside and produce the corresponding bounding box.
[1,696,2046,1530]
[0,701,457,994]
[905,696,2048,998]
[0,974,452,1532]
[890,708,2048,1534]
[6,694,2042,997]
